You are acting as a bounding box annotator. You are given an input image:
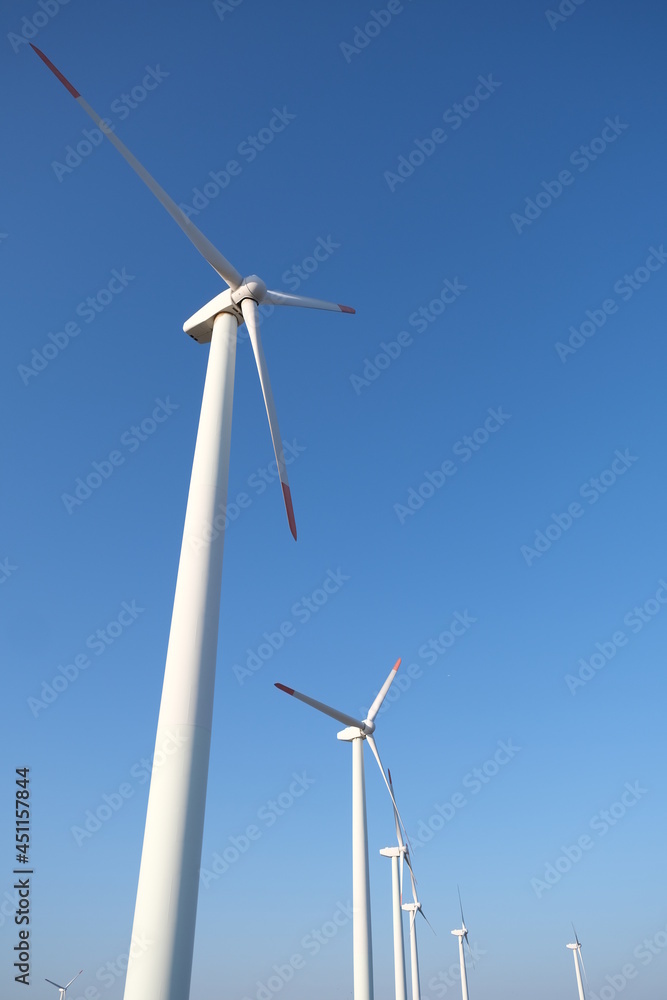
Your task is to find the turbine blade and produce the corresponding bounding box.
[579,947,589,994]
[30,45,243,290]
[366,734,414,866]
[388,768,413,857]
[263,289,355,313]
[458,885,466,928]
[45,980,64,989]
[64,972,83,989]
[405,851,418,905]
[366,658,401,724]
[274,683,365,730]
[464,935,476,972]
[418,906,437,935]
[241,298,296,539]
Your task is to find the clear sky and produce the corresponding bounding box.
[2,1,667,998]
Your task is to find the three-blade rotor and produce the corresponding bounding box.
[30,44,355,540]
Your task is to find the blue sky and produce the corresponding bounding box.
[2,0,667,998]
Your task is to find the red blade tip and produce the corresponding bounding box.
[30,44,80,98]
[281,481,297,540]
[339,304,355,314]
[275,683,294,695]
[393,658,401,671]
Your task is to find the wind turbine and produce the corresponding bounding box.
[566,925,587,1000]
[31,45,354,1000]
[451,889,472,1000]
[400,843,435,1000]
[275,659,403,1000]
[379,769,413,1000]
[45,971,82,1000]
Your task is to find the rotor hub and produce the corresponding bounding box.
[231,274,267,305]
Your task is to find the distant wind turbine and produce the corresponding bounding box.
[451,889,472,1000]
[31,44,355,1000]
[401,858,434,1000]
[566,925,587,1000]
[379,769,414,1000]
[45,971,82,1000]
[276,659,403,1000]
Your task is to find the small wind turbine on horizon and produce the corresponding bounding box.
[45,971,82,1000]
[275,659,405,1000]
[567,925,588,1000]
[31,44,355,1000]
[451,889,472,1000]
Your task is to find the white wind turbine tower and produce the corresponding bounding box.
[379,769,414,1000]
[31,45,354,1000]
[45,971,83,1000]
[401,851,434,1000]
[451,889,472,1000]
[276,659,404,1000]
[566,925,587,1000]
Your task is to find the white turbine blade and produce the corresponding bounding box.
[366,658,401,724]
[30,45,243,290]
[366,734,412,856]
[241,297,296,539]
[263,289,355,313]
[64,972,83,989]
[387,767,413,856]
[405,851,418,905]
[275,683,365,730]
[578,947,589,994]
[388,769,404,847]
[45,980,64,989]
